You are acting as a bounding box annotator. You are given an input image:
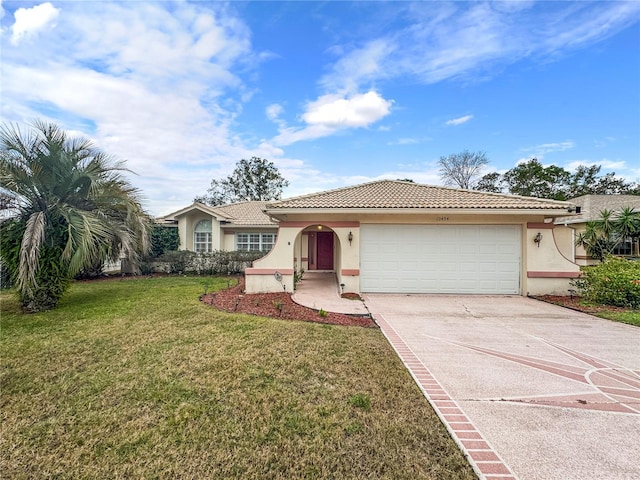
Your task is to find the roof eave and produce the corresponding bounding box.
[166,203,232,221]
[221,223,278,228]
[265,207,575,217]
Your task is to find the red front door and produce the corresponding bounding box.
[316,231,334,270]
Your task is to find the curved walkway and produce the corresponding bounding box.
[365,294,640,480]
[292,271,369,315]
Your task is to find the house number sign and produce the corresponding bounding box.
[436,216,449,222]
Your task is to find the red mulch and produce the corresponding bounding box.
[201,277,377,328]
[341,292,363,300]
[534,295,632,314]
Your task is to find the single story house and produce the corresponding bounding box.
[243,180,580,296]
[554,194,640,265]
[161,201,278,253]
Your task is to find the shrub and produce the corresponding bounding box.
[149,225,179,258]
[571,256,640,309]
[0,219,71,311]
[158,250,196,274]
[141,250,266,275]
[0,259,12,289]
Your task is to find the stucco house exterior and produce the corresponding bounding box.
[554,194,640,265]
[242,180,580,296]
[161,201,278,253]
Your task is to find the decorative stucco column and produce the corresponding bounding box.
[333,225,360,294]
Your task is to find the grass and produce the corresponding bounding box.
[536,295,640,327]
[0,276,474,480]
[589,309,640,327]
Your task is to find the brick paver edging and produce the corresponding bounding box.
[374,313,518,480]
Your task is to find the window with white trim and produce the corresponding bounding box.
[236,232,276,252]
[194,220,212,252]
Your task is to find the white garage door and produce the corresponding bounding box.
[360,225,521,294]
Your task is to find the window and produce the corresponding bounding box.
[236,232,276,252]
[261,233,276,251]
[194,220,212,252]
[612,237,633,256]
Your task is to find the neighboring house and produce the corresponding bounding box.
[160,201,278,253]
[555,194,640,265]
[245,180,580,296]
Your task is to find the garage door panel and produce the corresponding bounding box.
[360,225,521,294]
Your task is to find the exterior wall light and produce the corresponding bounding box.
[348,231,353,245]
[534,232,543,247]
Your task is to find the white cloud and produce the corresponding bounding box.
[321,39,396,93]
[10,2,59,45]
[272,90,393,146]
[265,103,287,130]
[0,1,274,215]
[266,103,284,122]
[387,137,432,146]
[522,141,575,157]
[594,136,616,148]
[303,91,392,128]
[445,114,473,126]
[491,1,536,14]
[541,2,640,54]
[319,2,640,90]
[564,159,627,172]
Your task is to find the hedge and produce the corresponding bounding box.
[141,250,267,275]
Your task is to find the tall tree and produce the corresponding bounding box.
[474,172,504,193]
[438,150,488,189]
[197,157,289,206]
[0,120,150,312]
[567,165,603,198]
[591,172,639,195]
[502,158,571,200]
[475,159,639,199]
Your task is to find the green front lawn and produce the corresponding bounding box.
[590,309,640,327]
[0,276,474,479]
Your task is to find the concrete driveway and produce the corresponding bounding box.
[364,295,640,480]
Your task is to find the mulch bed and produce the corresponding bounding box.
[201,277,377,328]
[534,295,632,315]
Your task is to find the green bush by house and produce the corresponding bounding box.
[572,256,640,309]
[142,250,266,275]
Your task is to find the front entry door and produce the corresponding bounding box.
[316,231,334,270]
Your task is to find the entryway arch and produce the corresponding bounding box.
[295,224,339,272]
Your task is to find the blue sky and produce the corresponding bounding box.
[1,1,639,216]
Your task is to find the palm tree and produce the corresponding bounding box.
[0,120,150,312]
[613,206,640,255]
[576,207,640,262]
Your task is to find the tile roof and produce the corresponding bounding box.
[215,201,277,225]
[555,194,640,224]
[163,201,276,226]
[267,180,574,211]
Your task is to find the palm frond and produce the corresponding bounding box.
[60,206,115,276]
[16,211,45,294]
